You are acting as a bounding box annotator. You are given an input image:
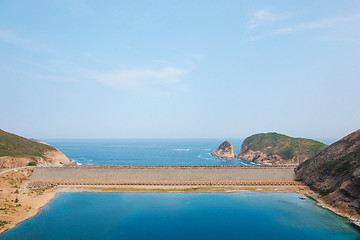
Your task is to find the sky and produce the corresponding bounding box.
[1,0,360,139]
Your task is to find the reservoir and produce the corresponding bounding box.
[0,192,359,240]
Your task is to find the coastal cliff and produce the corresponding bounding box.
[211,141,236,159]
[0,129,72,168]
[296,129,360,220]
[238,132,327,165]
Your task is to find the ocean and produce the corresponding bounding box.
[44,139,253,166]
[1,192,359,240]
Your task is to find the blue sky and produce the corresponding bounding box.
[1,0,359,139]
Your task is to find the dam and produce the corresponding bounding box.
[28,165,300,188]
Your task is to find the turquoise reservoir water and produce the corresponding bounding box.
[1,192,359,240]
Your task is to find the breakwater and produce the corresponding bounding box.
[28,180,301,189]
[28,165,299,189]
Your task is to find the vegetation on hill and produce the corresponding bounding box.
[0,129,55,159]
[296,129,360,194]
[238,132,327,164]
[219,140,232,150]
[296,129,360,218]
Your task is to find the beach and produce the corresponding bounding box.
[0,168,56,235]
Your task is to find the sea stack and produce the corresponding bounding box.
[211,140,236,159]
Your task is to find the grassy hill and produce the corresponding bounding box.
[0,129,55,159]
[238,132,327,164]
[296,129,360,218]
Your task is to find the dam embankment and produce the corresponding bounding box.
[29,166,296,182]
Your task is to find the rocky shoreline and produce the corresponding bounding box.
[303,190,360,229]
[296,129,360,226]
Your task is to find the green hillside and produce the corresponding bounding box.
[239,132,327,161]
[219,140,233,150]
[0,129,55,159]
[296,129,360,218]
[297,129,360,193]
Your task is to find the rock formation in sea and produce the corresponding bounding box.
[211,140,236,159]
[237,132,327,165]
[0,129,72,168]
[296,129,360,220]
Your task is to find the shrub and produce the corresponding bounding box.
[294,177,302,181]
[0,220,10,227]
[28,161,37,166]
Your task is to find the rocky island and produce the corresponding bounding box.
[237,132,327,165]
[0,129,72,168]
[211,140,236,159]
[296,129,360,221]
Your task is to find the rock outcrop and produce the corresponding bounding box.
[296,129,360,219]
[0,129,72,168]
[211,141,236,159]
[238,132,327,165]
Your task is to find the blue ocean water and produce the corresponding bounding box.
[1,192,359,240]
[44,139,254,166]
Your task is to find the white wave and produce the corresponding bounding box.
[172,149,190,151]
[197,155,212,160]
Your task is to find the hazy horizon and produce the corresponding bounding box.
[1,1,359,140]
[35,134,340,146]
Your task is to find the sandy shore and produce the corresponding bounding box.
[0,168,57,234]
[0,168,359,235]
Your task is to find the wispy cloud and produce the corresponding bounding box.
[0,29,51,51]
[248,8,281,28]
[0,62,79,83]
[53,0,94,15]
[1,53,190,90]
[246,13,360,42]
[274,14,360,34]
[89,67,186,88]
[0,30,30,46]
